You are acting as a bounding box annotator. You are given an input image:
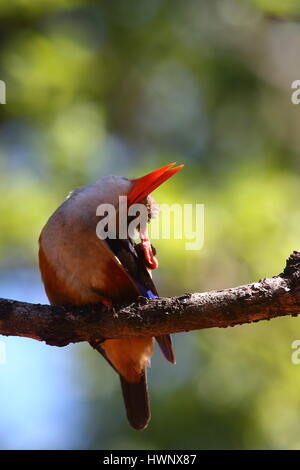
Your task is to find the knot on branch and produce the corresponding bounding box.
[282,251,300,285]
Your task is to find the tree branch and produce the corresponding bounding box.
[1,251,300,347]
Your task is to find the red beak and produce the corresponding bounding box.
[128,162,184,206]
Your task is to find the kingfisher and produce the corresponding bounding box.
[39,162,183,430]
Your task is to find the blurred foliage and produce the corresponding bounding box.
[1,0,300,450]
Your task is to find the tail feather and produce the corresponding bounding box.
[120,371,150,430]
[90,340,150,430]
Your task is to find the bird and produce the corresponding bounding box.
[38,162,184,430]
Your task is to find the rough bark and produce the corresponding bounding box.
[0,251,300,347]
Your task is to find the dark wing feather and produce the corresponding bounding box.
[105,238,175,363]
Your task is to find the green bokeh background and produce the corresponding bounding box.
[1,0,300,450]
